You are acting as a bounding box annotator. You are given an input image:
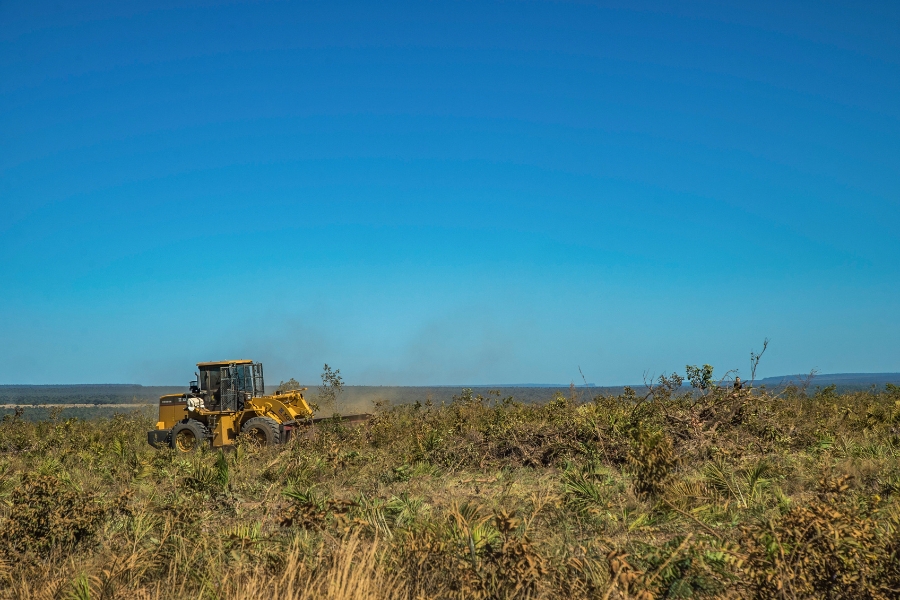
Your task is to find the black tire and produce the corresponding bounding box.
[170,419,209,453]
[241,416,281,446]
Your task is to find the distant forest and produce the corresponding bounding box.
[1,372,898,415]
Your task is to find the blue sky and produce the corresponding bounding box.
[1,1,898,385]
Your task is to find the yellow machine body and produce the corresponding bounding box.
[153,390,313,433]
[148,360,314,451]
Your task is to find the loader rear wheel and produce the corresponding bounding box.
[242,417,281,447]
[170,419,209,453]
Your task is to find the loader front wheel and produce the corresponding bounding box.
[242,417,281,447]
[170,419,209,453]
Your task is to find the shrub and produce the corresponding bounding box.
[0,474,120,558]
[630,427,677,500]
[740,475,895,599]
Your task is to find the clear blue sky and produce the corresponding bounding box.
[1,1,898,385]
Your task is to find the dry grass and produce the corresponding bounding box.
[5,535,404,600]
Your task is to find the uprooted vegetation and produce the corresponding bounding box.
[1,378,900,599]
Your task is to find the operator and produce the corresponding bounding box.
[186,396,205,411]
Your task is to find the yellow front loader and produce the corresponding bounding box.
[148,360,344,452]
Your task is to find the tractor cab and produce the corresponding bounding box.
[194,360,265,411]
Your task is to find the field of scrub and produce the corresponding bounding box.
[0,380,899,599]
